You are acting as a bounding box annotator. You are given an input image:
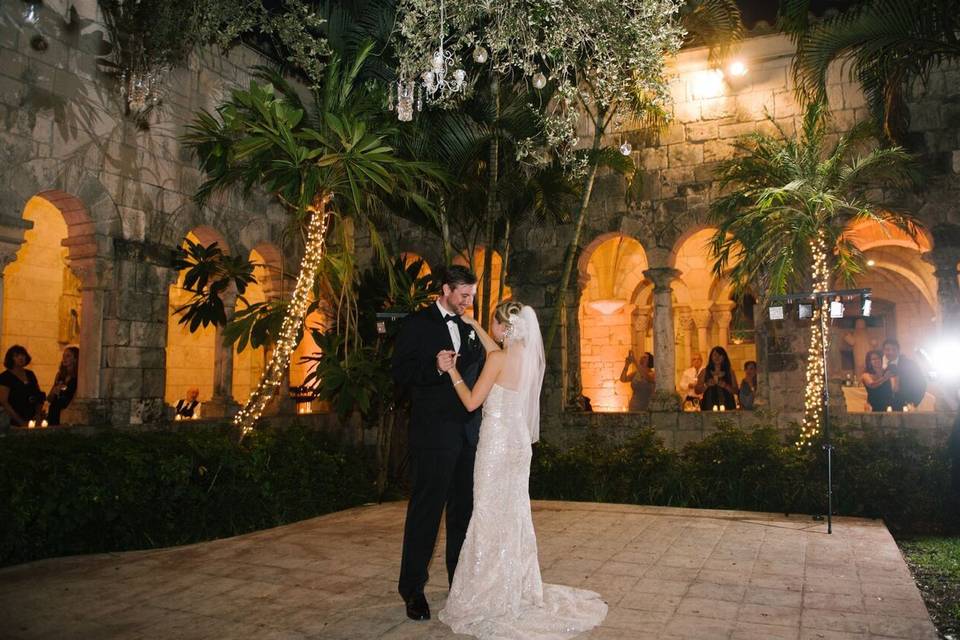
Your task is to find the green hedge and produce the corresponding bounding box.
[0,426,376,567]
[531,422,958,534]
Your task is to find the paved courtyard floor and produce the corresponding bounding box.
[0,501,938,640]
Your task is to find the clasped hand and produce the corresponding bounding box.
[436,350,458,373]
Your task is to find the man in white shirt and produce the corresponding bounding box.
[678,353,703,409]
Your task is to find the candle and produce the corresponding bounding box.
[886,406,893,412]
[903,405,910,413]
[27,420,35,428]
[40,419,48,427]
[712,405,719,412]
[174,414,182,421]
[719,405,726,412]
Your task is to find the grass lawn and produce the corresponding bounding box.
[899,537,960,639]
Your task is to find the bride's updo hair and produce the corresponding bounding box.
[494,301,525,342]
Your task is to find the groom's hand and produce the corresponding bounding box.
[436,350,457,373]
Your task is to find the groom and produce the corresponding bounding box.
[392,264,485,621]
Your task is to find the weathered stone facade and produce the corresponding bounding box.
[394,34,960,444]
[0,1,290,426]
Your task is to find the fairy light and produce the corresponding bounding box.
[233,200,331,436]
[797,229,830,448]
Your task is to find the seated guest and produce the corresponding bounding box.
[619,351,655,411]
[46,346,79,426]
[883,338,927,410]
[739,360,759,410]
[861,349,895,411]
[696,346,738,411]
[175,387,201,419]
[0,345,44,427]
[678,353,703,410]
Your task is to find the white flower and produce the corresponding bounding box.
[469,330,476,342]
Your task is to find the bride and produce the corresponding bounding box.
[436,301,607,639]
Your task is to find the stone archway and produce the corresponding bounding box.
[577,233,649,412]
[1,191,106,422]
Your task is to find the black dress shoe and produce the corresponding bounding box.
[405,593,430,621]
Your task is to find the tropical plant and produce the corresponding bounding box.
[183,42,441,434]
[171,238,258,331]
[780,0,960,142]
[301,256,437,497]
[708,102,921,443]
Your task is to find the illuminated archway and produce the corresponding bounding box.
[164,228,229,406]
[2,196,82,392]
[453,247,511,319]
[231,246,280,402]
[578,234,648,412]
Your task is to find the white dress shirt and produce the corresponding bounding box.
[436,301,461,353]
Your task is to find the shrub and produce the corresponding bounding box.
[0,425,375,567]
[531,423,958,535]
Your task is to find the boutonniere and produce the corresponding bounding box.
[468,329,477,343]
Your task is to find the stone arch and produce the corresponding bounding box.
[453,247,512,317]
[249,241,285,301]
[667,223,717,270]
[164,226,232,408]
[1,187,114,414]
[577,233,650,412]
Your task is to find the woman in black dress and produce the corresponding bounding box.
[0,345,44,427]
[46,346,79,425]
[696,346,738,411]
[861,349,895,411]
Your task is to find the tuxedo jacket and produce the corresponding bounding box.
[392,304,485,450]
[892,356,927,407]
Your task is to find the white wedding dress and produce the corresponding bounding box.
[438,383,608,639]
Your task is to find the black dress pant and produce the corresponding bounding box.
[398,438,476,599]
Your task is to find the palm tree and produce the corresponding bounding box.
[709,102,921,444]
[781,0,960,142]
[183,42,441,434]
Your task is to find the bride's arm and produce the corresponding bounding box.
[462,315,500,353]
[447,351,505,411]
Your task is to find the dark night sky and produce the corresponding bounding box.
[736,0,859,28]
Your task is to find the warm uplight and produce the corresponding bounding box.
[866,259,876,267]
[297,402,313,415]
[690,69,725,99]
[726,60,748,77]
[588,299,627,316]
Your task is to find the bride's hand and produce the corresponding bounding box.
[461,314,479,328]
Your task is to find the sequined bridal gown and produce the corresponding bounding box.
[439,384,608,639]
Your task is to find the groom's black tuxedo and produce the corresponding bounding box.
[392,302,485,600]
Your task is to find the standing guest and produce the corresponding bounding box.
[696,346,738,411]
[883,338,927,410]
[862,349,895,411]
[739,360,759,410]
[175,387,201,419]
[678,353,704,410]
[46,346,79,426]
[619,350,655,411]
[0,345,44,427]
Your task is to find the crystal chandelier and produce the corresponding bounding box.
[119,64,166,115]
[390,0,466,121]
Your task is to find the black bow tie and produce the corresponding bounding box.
[445,315,458,324]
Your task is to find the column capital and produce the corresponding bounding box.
[712,308,734,328]
[643,267,681,293]
[691,308,712,329]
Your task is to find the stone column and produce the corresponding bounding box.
[632,306,651,356]
[644,267,681,394]
[207,287,239,417]
[676,306,692,377]
[0,214,33,334]
[691,308,712,357]
[924,247,960,332]
[712,303,735,349]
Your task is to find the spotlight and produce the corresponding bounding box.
[862,295,872,317]
[829,297,844,319]
[798,303,813,319]
[866,259,876,267]
[726,60,748,78]
[768,305,784,321]
[921,339,960,382]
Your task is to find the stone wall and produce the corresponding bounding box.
[0,0,292,425]
[389,32,960,444]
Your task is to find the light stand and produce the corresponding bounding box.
[770,287,871,535]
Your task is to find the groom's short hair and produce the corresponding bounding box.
[440,264,478,289]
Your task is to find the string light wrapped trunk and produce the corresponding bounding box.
[798,229,830,447]
[234,196,331,436]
